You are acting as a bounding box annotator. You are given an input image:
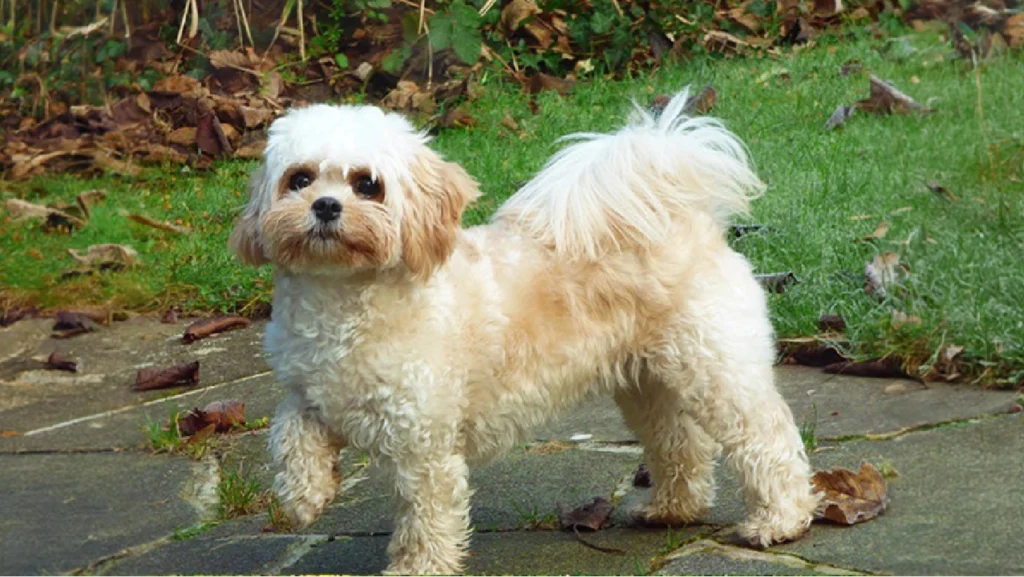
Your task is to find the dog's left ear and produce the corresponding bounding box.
[228,166,270,266]
[402,150,481,280]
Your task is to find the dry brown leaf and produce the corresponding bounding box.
[161,309,179,324]
[1,430,20,437]
[4,199,87,229]
[167,127,197,147]
[68,244,140,268]
[126,213,192,235]
[45,351,78,372]
[822,358,907,379]
[134,361,200,391]
[235,141,266,159]
[728,1,763,32]
[817,314,847,333]
[1,306,40,327]
[864,252,902,297]
[926,181,957,201]
[559,497,615,531]
[439,106,477,129]
[177,400,246,436]
[75,189,107,218]
[52,310,99,339]
[856,221,889,242]
[182,316,252,344]
[240,105,274,129]
[1005,13,1024,48]
[528,72,575,95]
[209,49,260,70]
[858,75,933,115]
[500,0,541,36]
[683,85,717,115]
[500,114,520,131]
[755,271,798,294]
[812,463,889,525]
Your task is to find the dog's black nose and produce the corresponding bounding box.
[311,197,342,222]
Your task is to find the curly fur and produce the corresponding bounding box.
[230,88,819,575]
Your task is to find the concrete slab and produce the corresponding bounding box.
[0,372,284,453]
[0,452,198,575]
[284,529,685,576]
[97,534,309,576]
[0,317,268,437]
[779,414,1024,575]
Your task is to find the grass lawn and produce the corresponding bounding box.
[2,25,1023,386]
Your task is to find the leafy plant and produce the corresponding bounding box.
[428,0,482,65]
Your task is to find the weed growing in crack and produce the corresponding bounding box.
[142,406,212,460]
[799,404,819,453]
[511,502,559,530]
[172,521,220,541]
[218,465,268,520]
[263,494,293,533]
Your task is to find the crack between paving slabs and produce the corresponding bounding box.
[821,410,1016,444]
[68,534,177,576]
[663,537,876,576]
[19,370,273,437]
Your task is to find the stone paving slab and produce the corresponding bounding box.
[1,373,282,453]
[0,452,198,576]
[97,534,309,576]
[0,317,267,436]
[283,529,681,576]
[777,413,1024,576]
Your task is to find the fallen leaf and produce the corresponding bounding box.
[68,244,140,268]
[1005,13,1024,48]
[786,343,848,367]
[857,75,933,115]
[167,127,197,147]
[177,399,246,436]
[500,113,520,131]
[134,361,200,391]
[633,463,652,488]
[755,271,798,294]
[182,316,252,344]
[52,311,98,338]
[4,199,87,230]
[926,181,957,201]
[890,310,922,330]
[439,106,477,129]
[126,213,192,235]
[75,189,108,218]
[161,310,178,324]
[864,252,902,297]
[45,352,78,372]
[942,344,964,362]
[500,0,541,36]
[825,104,855,130]
[1,306,40,327]
[560,497,615,532]
[817,314,847,333]
[856,221,889,242]
[682,85,716,115]
[196,113,233,157]
[528,72,575,96]
[822,358,908,379]
[812,463,889,525]
[0,430,19,437]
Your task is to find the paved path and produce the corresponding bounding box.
[1,316,1021,575]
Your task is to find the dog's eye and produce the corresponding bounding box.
[289,171,315,191]
[353,175,382,199]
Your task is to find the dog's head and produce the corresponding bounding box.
[229,104,480,280]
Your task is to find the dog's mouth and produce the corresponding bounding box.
[308,224,341,242]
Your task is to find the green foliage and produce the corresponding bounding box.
[428,0,483,65]
[218,466,267,519]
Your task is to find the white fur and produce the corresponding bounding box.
[237,88,819,575]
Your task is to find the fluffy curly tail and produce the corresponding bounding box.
[493,87,765,260]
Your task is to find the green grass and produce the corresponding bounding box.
[2,25,1023,385]
[217,465,268,520]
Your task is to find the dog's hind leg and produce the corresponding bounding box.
[269,392,345,529]
[615,371,720,525]
[649,251,819,548]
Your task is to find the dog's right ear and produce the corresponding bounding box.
[228,166,270,266]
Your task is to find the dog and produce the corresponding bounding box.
[229,88,819,575]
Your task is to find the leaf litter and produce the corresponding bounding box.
[812,463,889,525]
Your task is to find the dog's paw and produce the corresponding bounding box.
[736,508,813,549]
[630,500,709,528]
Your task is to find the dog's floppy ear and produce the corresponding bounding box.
[402,149,481,280]
[228,166,270,266]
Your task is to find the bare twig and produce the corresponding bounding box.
[236,0,255,48]
[478,0,498,17]
[418,0,426,34]
[396,0,434,14]
[120,0,131,46]
[50,0,60,34]
[297,0,306,61]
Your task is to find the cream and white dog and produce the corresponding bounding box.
[229,88,818,575]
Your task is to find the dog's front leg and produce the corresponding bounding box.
[269,392,345,529]
[383,438,472,575]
